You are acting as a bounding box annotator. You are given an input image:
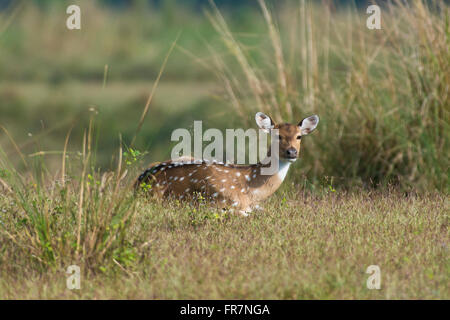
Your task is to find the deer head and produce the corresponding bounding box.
[255,112,319,162]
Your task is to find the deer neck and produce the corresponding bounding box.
[245,157,293,202]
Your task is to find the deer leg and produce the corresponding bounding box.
[238,210,249,217]
[253,204,264,211]
[238,206,253,217]
[226,207,252,217]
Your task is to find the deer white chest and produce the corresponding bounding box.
[276,160,292,183]
[249,160,292,202]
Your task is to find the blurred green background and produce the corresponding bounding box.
[1,0,246,169]
[0,0,448,191]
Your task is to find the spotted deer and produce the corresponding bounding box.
[136,112,319,216]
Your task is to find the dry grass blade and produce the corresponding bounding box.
[0,125,28,168]
[258,0,292,119]
[61,125,74,188]
[130,32,180,147]
[76,130,89,258]
[207,0,267,115]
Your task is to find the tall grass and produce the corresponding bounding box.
[207,0,449,191]
[0,117,140,275]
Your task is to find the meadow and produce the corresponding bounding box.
[0,0,448,299]
[0,189,448,299]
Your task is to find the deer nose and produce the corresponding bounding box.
[286,148,297,158]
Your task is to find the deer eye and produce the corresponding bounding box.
[297,135,302,140]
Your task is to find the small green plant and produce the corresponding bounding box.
[123,148,147,166]
[113,245,137,269]
[281,196,288,208]
[213,209,228,222]
[194,191,206,205]
[87,173,100,186]
[139,181,152,192]
[328,177,336,193]
[0,168,8,179]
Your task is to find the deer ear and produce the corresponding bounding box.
[298,115,319,135]
[255,112,275,133]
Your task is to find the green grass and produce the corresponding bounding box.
[0,182,448,299]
